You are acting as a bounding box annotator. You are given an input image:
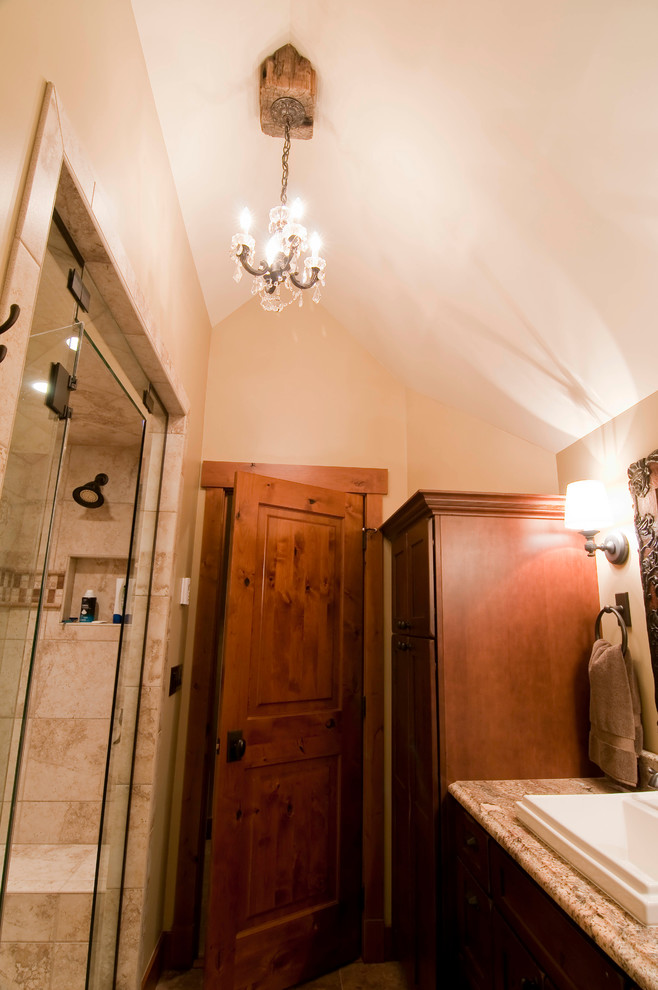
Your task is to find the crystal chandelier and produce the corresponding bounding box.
[230,98,326,313]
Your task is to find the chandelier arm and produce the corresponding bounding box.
[289,268,320,291]
[237,246,270,279]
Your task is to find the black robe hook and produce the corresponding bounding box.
[0,303,20,363]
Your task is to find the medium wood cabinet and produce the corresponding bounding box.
[381,491,601,990]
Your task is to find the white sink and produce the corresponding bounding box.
[515,791,658,925]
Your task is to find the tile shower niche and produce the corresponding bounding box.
[60,557,128,627]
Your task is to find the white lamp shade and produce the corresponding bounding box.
[564,480,612,532]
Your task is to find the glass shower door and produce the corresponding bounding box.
[0,213,167,990]
[0,224,80,904]
[76,331,168,990]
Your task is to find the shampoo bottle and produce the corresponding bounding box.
[80,589,97,622]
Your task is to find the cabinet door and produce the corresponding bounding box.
[455,860,492,990]
[412,637,439,990]
[391,635,415,989]
[492,910,543,990]
[391,518,435,637]
[491,844,627,990]
[453,805,490,892]
[391,532,411,634]
[392,636,439,990]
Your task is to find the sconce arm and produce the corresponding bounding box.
[581,529,629,565]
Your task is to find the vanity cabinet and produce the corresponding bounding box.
[451,799,635,990]
[382,491,601,990]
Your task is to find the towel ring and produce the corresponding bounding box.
[595,605,628,655]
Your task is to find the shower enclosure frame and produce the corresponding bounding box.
[0,83,194,988]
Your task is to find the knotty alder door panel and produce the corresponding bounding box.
[248,506,340,714]
[204,473,364,990]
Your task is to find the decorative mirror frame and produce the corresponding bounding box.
[628,449,658,708]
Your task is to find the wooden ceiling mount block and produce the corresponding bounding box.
[260,44,316,140]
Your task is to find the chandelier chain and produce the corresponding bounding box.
[280,118,291,205]
[231,99,325,312]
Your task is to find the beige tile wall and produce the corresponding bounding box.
[0,85,190,989]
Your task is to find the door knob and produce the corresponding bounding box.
[226,729,246,762]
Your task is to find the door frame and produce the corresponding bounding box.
[170,461,387,969]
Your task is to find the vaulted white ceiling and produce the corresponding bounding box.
[131,0,658,452]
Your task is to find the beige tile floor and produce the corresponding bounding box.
[156,960,407,989]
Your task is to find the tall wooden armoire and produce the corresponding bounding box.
[381,491,601,990]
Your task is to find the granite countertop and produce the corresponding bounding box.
[448,775,658,990]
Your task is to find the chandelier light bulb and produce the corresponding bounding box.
[309,232,322,259]
[239,207,253,234]
[266,234,282,266]
[290,197,304,221]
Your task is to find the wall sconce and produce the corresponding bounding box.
[564,480,629,564]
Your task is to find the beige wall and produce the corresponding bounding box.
[406,390,558,496]
[0,0,210,399]
[203,298,559,515]
[202,298,409,514]
[557,390,658,752]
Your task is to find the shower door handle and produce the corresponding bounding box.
[112,707,124,745]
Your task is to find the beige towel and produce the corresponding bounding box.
[588,638,643,787]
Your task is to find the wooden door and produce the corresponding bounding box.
[204,472,364,990]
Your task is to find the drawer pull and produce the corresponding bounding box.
[395,641,411,651]
[466,894,479,908]
[397,619,411,630]
[465,835,478,848]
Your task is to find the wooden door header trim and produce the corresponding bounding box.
[201,461,388,494]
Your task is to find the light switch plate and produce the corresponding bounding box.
[179,577,191,605]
